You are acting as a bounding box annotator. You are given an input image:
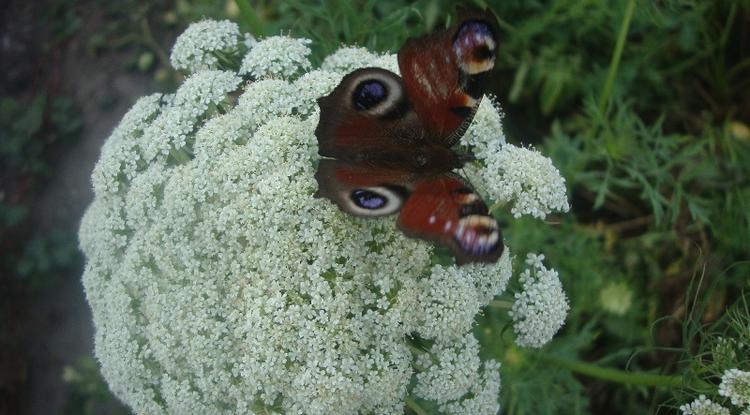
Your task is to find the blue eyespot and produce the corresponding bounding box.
[453,20,495,59]
[352,80,387,110]
[351,189,387,209]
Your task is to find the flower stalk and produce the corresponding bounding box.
[598,0,636,114]
[540,353,687,388]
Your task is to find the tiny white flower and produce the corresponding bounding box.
[243,33,257,49]
[291,70,344,116]
[239,35,312,79]
[525,252,545,267]
[321,46,378,72]
[414,335,482,404]
[680,395,731,415]
[462,96,507,154]
[170,19,241,72]
[510,253,569,348]
[321,46,400,74]
[440,360,502,415]
[467,142,569,219]
[719,368,750,408]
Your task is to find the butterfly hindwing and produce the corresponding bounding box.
[315,160,503,264]
[397,174,503,264]
[315,159,413,218]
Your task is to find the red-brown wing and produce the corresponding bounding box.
[316,15,498,160]
[397,174,503,264]
[315,68,424,161]
[315,159,415,217]
[315,160,503,264]
[398,14,498,145]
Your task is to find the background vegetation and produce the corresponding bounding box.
[1,0,747,414]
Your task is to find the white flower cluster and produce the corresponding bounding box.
[80,19,570,414]
[321,46,400,74]
[465,122,569,219]
[720,369,750,408]
[509,253,569,348]
[240,35,312,79]
[170,19,242,72]
[413,334,501,414]
[680,395,731,415]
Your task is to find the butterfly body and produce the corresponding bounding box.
[314,14,503,265]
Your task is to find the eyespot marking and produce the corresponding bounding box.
[352,80,387,111]
[453,214,501,256]
[453,20,497,75]
[341,185,404,217]
[459,199,487,217]
[344,70,404,116]
[351,189,386,209]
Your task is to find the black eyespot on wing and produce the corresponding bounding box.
[352,80,388,111]
[459,200,489,217]
[473,45,494,60]
[452,20,496,55]
[351,189,387,209]
[452,19,497,77]
[453,215,503,261]
[462,70,492,100]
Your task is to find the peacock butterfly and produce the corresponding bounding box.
[314,13,502,265]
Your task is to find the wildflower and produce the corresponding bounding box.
[239,35,312,79]
[80,19,569,414]
[170,19,242,72]
[719,369,750,408]
[599,281,633,315]
[680,395,731,415]
[469,143,570,219]
[321,46,400,74]
[510,253,570,348]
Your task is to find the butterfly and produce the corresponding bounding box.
[314,12,503,265]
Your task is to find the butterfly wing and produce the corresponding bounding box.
[316,68,424,161]
[315,159,414,217]
[398,14,498,145]
[316,15,498,159]
[314,13,502,265]
[397,174,503,264]
[315,159,503,264]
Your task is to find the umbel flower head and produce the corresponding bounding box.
[719,368,750,408]
[509,254,570,348]
[80,20,570,414]
[680,395,731,415]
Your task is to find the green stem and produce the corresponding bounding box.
[404,396,430,415]
[597,0,636,114]
[540,353,684,388]
[489,299,514,310]
[234,0,266,37]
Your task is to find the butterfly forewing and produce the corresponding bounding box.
[397,15,497,146]
[315,68,423,161]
